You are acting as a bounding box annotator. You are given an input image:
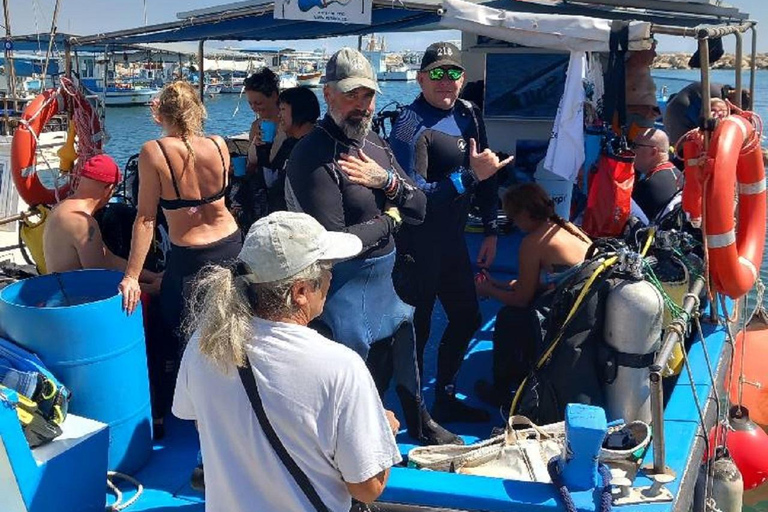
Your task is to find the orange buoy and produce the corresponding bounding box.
[703,114,766,299]
[729,314,768,430]
[709,406,768,490]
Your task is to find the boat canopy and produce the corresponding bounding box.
[10,33,146,54]
[440,0,653,52]
[0,57,59,77]
[73,0,753,46]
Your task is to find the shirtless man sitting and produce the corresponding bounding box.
[43,154,161,292]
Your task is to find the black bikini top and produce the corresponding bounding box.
[157,137,228,211]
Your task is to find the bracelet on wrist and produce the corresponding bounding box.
[383,169,396,191]
[385,170,401,198]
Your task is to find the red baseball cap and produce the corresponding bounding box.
[81,154,122,185]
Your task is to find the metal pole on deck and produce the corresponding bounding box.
[65,40,72,78]
[198,40,205,103]
[750,26,757,106]
[734,32,743,109]
[648,277,706,476]
[698,36,711,124]
[649,368,666,472]
[695,35,721,325]
[104,45,110,103]
[2,0,17,117]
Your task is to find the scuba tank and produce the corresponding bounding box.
[649,252,690,377]
[694,448,743,512]
[602,279,663,423]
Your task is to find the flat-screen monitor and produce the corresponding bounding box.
[484,53,569,119]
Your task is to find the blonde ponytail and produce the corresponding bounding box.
[185,265,253,372]
[156,81,207,166]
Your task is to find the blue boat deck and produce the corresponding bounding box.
[105,231,730,512]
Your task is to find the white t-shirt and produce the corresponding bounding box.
[173,317,402,512]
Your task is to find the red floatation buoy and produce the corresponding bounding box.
[708,406,768,490]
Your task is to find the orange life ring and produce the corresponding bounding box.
[705,114,766,299]
[679,131,704,227]
[11,89,101,206]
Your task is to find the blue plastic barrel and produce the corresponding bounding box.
[0,269,152,474]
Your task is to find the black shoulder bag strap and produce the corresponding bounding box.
[238,363,331,512]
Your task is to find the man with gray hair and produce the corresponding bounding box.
[285,47,460,445]
[631,128,681,222]
[173,211,402,512]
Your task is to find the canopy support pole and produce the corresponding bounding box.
[734,31,743,108]
[749,26,757,104]
[198,40,205,103]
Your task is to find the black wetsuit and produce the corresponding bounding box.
[663,82,726,144]
[286,114,425,259]
[633,161,682,221]
[389,95,498,395]
[285,115,452,443]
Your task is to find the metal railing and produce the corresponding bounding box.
[647,277,706,475]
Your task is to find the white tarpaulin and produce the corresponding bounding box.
[203,58,263,72]
[439,0,653,52]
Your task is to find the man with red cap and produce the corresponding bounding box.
[43,154,161,291]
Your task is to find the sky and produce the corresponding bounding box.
[6,0,768,54]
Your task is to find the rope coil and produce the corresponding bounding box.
[106,471,143,511]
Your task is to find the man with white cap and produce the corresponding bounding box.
[286,47,460,446]
[173,211,402,512]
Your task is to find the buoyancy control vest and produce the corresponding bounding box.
[514,254,615,424]
[513,243,664,425]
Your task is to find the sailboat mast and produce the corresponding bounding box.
[42,0,62,93]
[2,0,17,103]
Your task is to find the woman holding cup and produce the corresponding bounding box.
[230,68,284,230]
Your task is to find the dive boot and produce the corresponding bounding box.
[396,385,463,445]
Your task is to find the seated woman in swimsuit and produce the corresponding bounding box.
[118,81,241,427]
[473,182,591,407]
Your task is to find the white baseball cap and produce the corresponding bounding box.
[239,211,363,283]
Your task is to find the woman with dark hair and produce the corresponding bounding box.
[244,68,281,150]
[473,182,591,406]
[233,68,285,228]
[261,87,321,212]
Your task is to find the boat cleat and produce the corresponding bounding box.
[613,472,675,505]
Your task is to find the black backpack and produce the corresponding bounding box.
[514,250,618,424]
